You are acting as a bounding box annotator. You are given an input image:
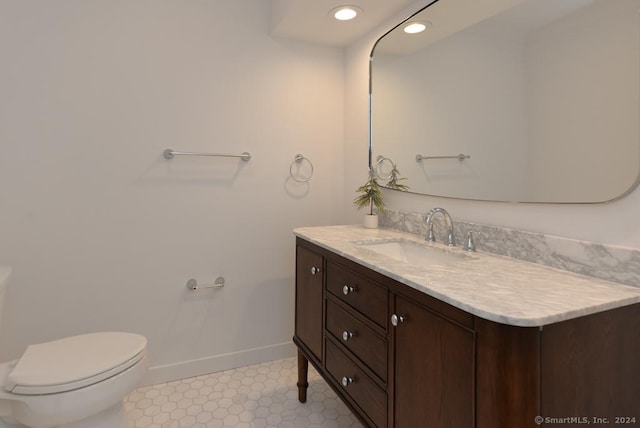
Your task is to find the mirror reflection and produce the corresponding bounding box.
[370,0,640,203]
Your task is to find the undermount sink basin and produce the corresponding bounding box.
[355,239,472,266]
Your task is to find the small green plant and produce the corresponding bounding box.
[354,168,385,215]
[385,163,410,192]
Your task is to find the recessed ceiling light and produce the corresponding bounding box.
[330,6,362,21]
[404,21,432,34]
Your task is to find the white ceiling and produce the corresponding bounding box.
[269,0,416,47]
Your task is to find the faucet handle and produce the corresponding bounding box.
[446,231,455,247]
[464,231,476,252]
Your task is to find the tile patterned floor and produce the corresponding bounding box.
[125,357,364,428]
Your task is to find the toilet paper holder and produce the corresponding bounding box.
[186,277,225,291]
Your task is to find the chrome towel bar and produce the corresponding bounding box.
[186,277,225,291]
[164,149,251,162]
[415,153,470,162]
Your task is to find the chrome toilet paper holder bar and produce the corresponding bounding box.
[186,277,225,291]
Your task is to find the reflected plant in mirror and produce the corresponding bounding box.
[376,155,410,191]
[369,0,640,203]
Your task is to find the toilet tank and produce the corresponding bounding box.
[0,266,12,324]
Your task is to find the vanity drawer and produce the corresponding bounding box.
[326,299,387,381]
[326,261,387,328]
[325,339,387,428]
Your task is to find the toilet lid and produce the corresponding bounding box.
[5,332,147,395]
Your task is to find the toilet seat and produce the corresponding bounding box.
[4,332,147,395]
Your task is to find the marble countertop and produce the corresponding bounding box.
[294,225,640,327]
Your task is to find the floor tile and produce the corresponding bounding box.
[125,357,364,428]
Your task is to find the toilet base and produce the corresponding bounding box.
[0,402,128,428]
[61,402,128,428]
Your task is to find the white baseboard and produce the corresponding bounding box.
[141,341,297,386]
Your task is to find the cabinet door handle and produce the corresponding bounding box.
[342,285,355,295]
[391,314,405,327]
[342,330,354,342]
[341,376,354,387]
[310,266,320,275]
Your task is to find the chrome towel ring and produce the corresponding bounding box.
[375,155,395,180]
[290,154,314,183]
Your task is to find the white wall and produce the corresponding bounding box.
[0,0,345,382]
[345,0,640,248]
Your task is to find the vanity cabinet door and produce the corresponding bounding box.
[392,295,475,428]
[295,244,324,361]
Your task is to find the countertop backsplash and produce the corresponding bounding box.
[381,209,640,288]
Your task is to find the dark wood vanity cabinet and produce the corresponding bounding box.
[293,238,640,428]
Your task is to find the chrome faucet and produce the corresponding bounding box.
[425,207,455,246]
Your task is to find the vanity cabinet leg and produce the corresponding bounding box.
[297,350,309,403]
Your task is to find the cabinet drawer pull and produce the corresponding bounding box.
[391,314,405,327]
[341,376,354,387]
[342,285,356,295]
[310,266,321,275]
[342,330,354,342]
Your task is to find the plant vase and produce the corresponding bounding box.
[363,214,379,229]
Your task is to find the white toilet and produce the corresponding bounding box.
[0,266,148,428]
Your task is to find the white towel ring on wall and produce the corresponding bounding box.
[290,154,314,183]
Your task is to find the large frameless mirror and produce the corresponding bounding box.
[370,0,640,203]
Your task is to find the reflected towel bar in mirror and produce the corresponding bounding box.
[415,154,470,162]
[163,149,251,162]
[186,277,225,291]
